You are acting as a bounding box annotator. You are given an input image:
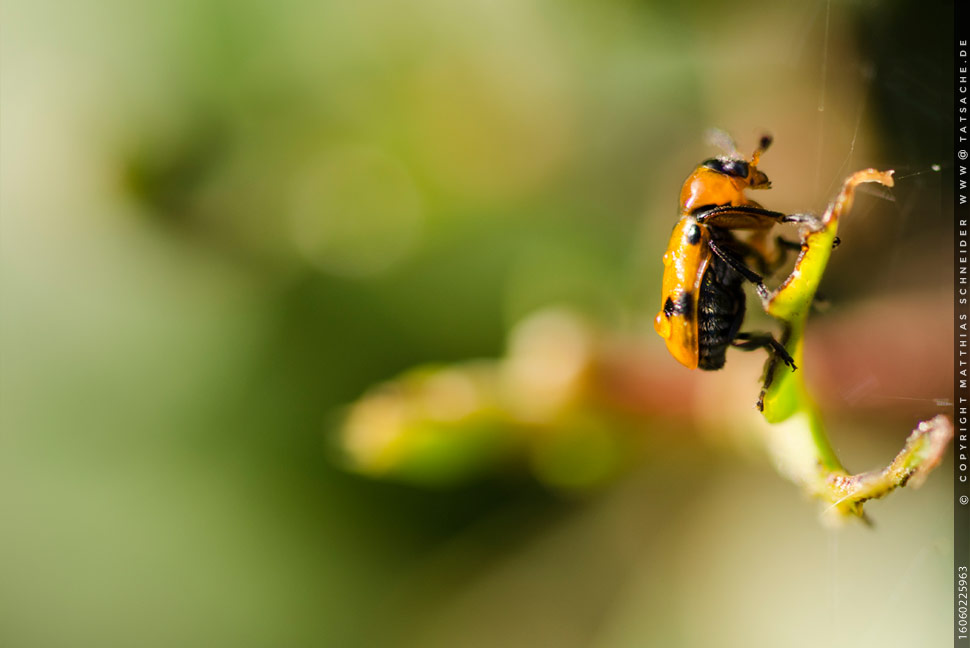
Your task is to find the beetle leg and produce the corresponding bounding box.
[735,230,774,275]
[697,207,825,233]
[750,235,801,275]
[752,249,773,276]
[776,236,802,252]
[730,234,798,276]
[732,332,797,371]
[695,205,790,224]
[780,212,824,231]
[707,238,772,303]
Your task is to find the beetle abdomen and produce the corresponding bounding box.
[697,255,745,370]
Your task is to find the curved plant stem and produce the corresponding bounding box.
[758,169,952,521]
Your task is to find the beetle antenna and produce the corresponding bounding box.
[706,128,740,158]
[751,134,773,166]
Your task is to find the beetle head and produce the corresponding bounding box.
[679,133,773,212]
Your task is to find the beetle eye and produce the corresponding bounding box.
[722,160,749,177]
[701,158,749,178]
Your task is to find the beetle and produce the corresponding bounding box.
[654,134,820,371]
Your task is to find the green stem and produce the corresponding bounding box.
[757,169,951,520]
[806,405,843,474]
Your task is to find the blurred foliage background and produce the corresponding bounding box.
[0,0,954,646]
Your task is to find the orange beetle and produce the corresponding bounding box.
[654,134,816,370]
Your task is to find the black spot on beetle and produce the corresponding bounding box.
[663,297,675,317]
[686,223,701,245]
[676,291,692,314]
[664,291,693,318]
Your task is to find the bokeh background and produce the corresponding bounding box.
[0,1,954,646]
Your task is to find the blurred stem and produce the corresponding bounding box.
[759,169,951,521]
[806,405,843,474]
[826,416,953,504]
